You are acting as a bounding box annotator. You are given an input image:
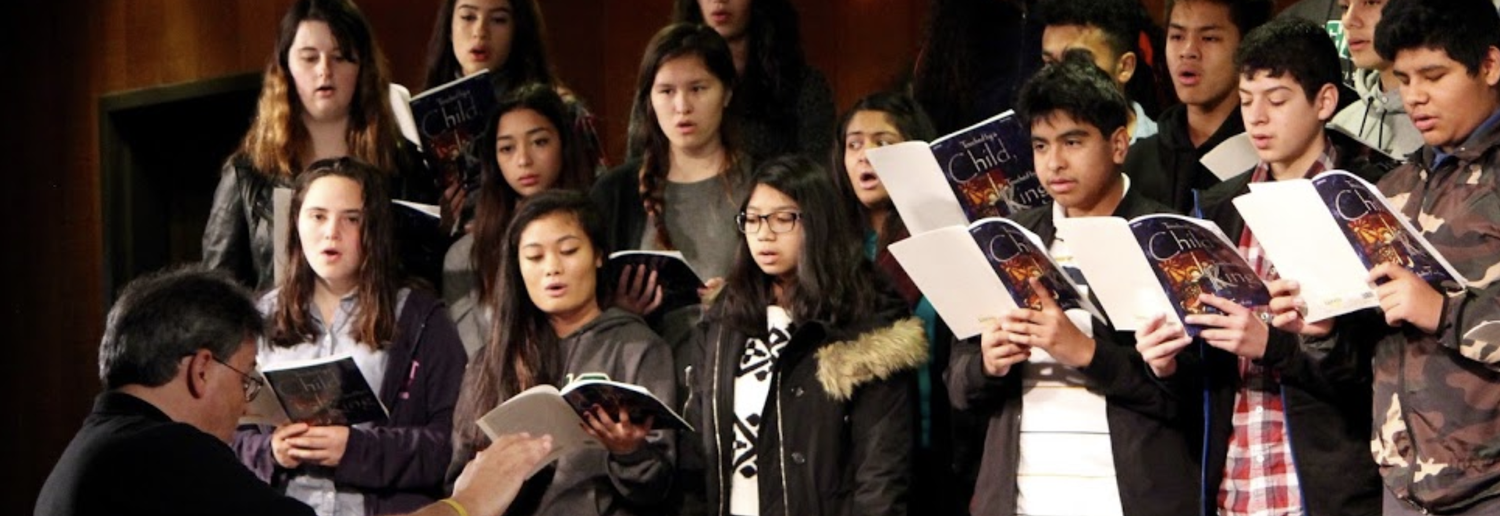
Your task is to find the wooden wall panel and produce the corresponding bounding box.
[9,1,1306,514]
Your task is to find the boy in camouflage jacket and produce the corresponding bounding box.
[1269,0,1500,513]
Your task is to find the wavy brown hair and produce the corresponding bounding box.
[452,190,610,451]
[471,83,593,308]
[631,23,743,250]
[269,158,398,350]
[239,0,401,180]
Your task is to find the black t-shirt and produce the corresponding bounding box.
[34,392,315,516]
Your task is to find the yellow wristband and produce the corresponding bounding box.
[439,498,470,516]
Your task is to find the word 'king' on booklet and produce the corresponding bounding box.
[864,110,1049,235]
[1057,214,1271,334]
[1233,169,1465,321]
[888,217,1100,339]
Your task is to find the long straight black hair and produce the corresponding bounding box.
[420,0,555,92]
[470,83,594,308]
[711,155,879,335]
[451,189,609,450]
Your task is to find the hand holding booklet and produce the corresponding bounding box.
[1056,214,1271,334]
[888,217,1100,339]
[604,250,706,314]
[1232,169,1464,322]
[240,354,388,427]
[475,373,690,475]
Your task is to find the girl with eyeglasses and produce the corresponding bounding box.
[234,158,467,516]
[448,190,675,516]
[684,155,924,516]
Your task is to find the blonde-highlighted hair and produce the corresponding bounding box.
[240,0,402,179]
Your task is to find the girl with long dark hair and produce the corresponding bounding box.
[687,155,924,516]
[832,91,970,514]
[421,0,605,232]
[442,83,595,358]
[448,190,675,516]
[234,158,466,516]
[626,0,834,163]
[204,0,439,292]
[593,23,748,316]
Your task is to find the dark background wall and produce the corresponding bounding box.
[2,0,1298,513]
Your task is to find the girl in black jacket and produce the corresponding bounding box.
[687,155,925,516]
[203,0,439,292]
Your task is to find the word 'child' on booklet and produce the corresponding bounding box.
[241,354,388,427]
[864,110,1047,234]
[408,69,496,205]
[604,250,706,314]
[476,374,689,475]
[1057,214,1271,334]
[1233,169,1465,322]
[888,217,1100,339]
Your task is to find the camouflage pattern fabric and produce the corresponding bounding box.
[1356,118,1500,512]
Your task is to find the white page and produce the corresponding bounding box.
[393,199,440,219]
[477,385,600,477]
[865,141,970,234]
[1056,217,1179,331]
[1201,132,1258,181]
[889,225,1017,339]
[390,83,420,147]
[272,187,293,284]
[1233,182,1377,321]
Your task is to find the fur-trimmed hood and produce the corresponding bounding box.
[814,317,929,401]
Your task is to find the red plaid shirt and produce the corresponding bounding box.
[1218,140,1336,516]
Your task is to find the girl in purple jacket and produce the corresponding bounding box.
[234,158,467,516]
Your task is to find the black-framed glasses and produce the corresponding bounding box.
[736,211,802,234]
[211,356,265,402]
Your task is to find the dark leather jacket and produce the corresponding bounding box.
[201,151,442,292]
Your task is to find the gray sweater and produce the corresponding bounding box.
[448,308,677,516]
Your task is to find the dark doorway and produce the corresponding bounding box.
[98,72,261,304]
